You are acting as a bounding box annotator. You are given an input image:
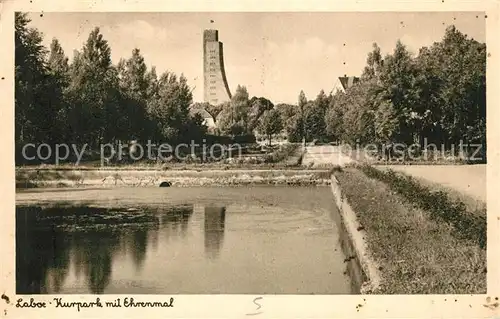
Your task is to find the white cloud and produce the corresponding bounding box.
[112,20,170,42]
[258,37,343,102]
[399,33,443,56]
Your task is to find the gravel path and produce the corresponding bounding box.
[302,146,355,168]
[376,164,486,202]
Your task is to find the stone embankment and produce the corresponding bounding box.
[301,145,382,293]
[330,174,381,294]
[16,168,332,188]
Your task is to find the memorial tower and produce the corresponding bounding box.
[203,29,232,105]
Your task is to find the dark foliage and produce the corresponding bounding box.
[263,144,299,163]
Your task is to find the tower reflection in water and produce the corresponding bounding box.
[203,205,226,259]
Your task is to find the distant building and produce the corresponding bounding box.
[189,106,216,129]
[203,30,232,105]
[331,76,360,94]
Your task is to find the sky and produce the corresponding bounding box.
[27,12,485,104]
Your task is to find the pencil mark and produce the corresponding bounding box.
[246,297,263,316]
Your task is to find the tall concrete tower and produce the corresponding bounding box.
[203,30,232,105]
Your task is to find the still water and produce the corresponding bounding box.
[16,186,351,294]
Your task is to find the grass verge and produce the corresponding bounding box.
[359,165,486,249]
[334,167,486,294]
[376,166,486,213]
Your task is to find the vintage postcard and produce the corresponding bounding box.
[1,0,499,318]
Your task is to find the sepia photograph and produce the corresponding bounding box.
[13,10,488,298]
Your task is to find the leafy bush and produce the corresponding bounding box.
[263,144,299,163]
[359,165,486,249]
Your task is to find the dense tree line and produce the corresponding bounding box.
[275,89,332,143]
[192,88,275,138]
[16,10,280,164]
[214,87,275,136]
[15,12,205,162]
[16,13,485,161]
[279,26,486,152]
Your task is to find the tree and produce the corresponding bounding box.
[66,27,120,146]
[248,96,274,132]
[45,38,71,143]
[325,93,345,141]
[147,72,193,142]
[189,102,221,123]
[191,101,225,128]
[231,85,251,132]
[258,108,283,146]
[315,89,330,111]
[323,25,486,156]
[15,12,208,165]
[272,103,298,142]
[217,85,251,136]
[48,38,69,76]
[116,48,151,142]
[377,40,419,144]
[284,115,303,143]
[298,90,307,109]
[143,66,162,140]
[275,103,296,121]
[297,90,307,141]
[434,26,486,147]
[303,90,331,141]
[217,104,245,136]
[207,103,225,123]
[15,13,77,164]
[374,100,399,142]
[15,12,49,146]
[362,43,383,81]
[324,81,376,145]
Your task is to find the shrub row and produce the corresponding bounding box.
[359,165,486,249]
[263,144,300,164]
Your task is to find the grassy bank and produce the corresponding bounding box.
[16,168,331,189]
[360,165,486,249]
[375,164,486,204]
[334,166,486,294]
[402,175,486,213]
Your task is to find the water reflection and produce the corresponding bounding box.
[16,204,193,294]
[16,187,354,294]
[160,205,192,239]
[204,206,226,259]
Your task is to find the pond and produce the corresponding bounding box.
[16,186,352,294]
